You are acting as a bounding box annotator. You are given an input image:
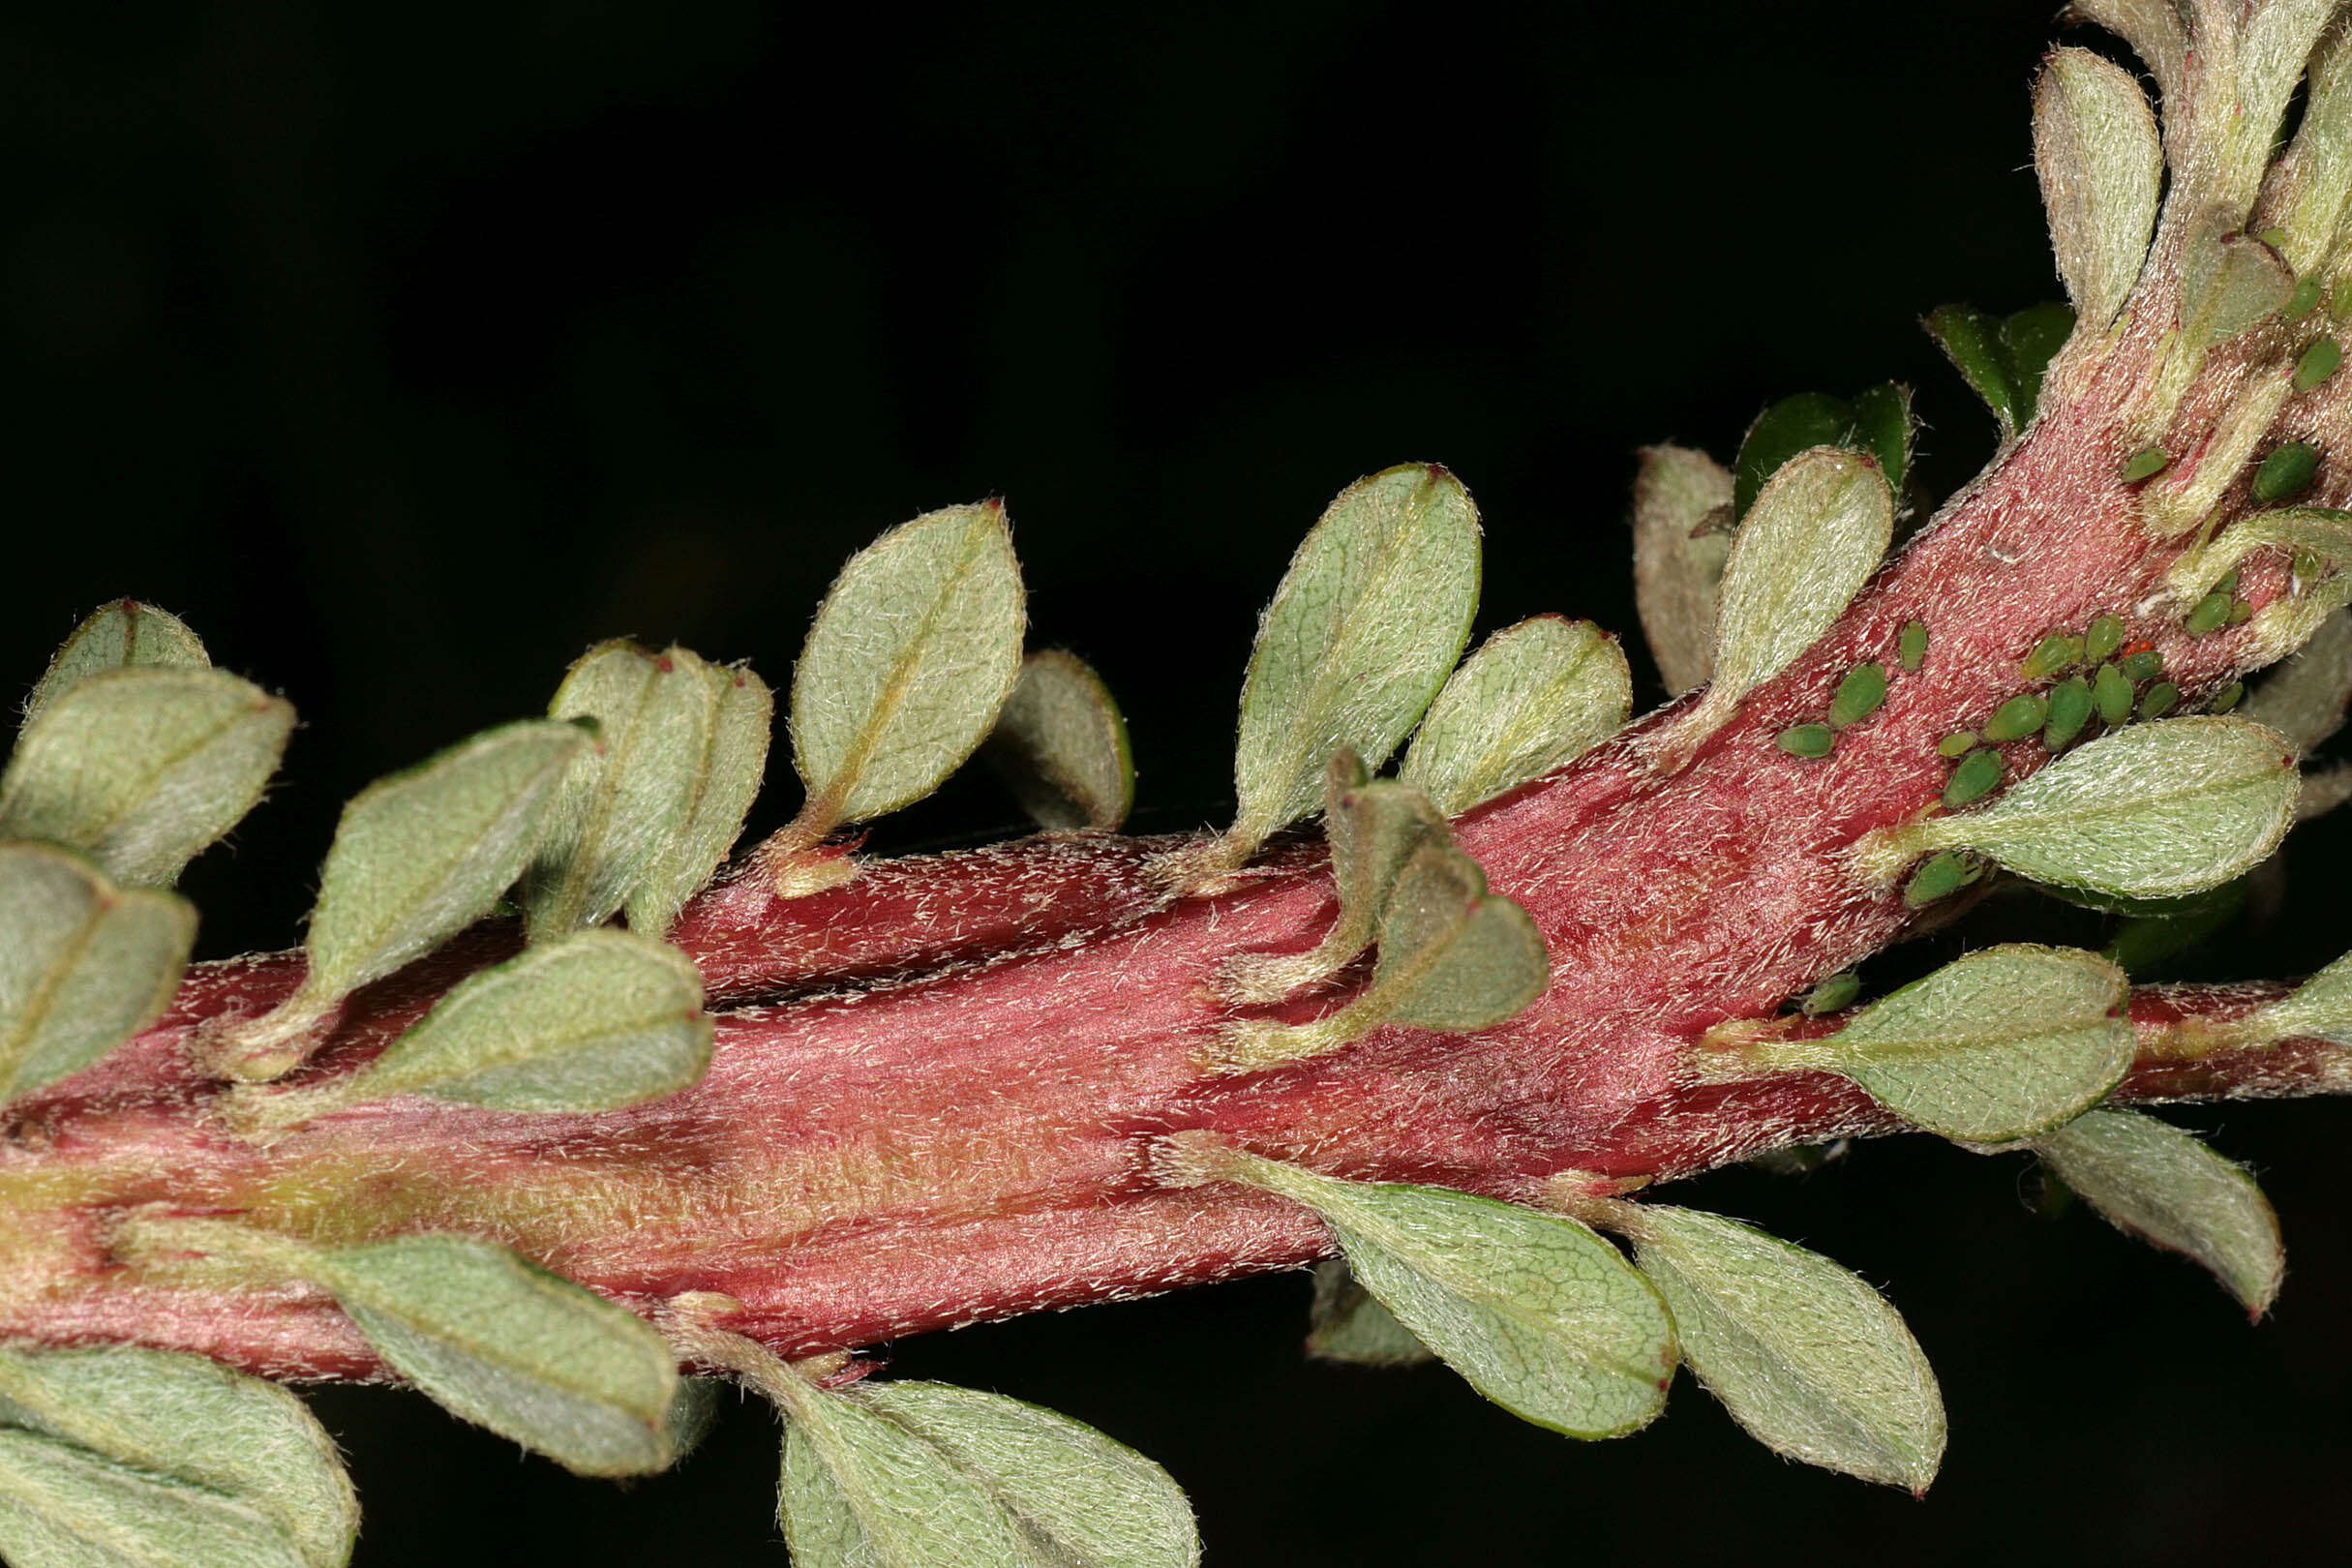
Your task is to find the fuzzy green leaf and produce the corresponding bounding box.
[1874,717,2299,900]
[1798,945,2131,1142]
[1401,617,1630,816]
[315,1234,679,1477]
[791,501,1025,829]
[777,1384,1033,1568]
[1711,448,1894,708]
[22,602,209,727]
[1630,445,1734,696]
[980,649,1134,831]
[1924,305,2022,433]
[843,1382,1201,1568]
[1733,391,1911,520]
[2269,22,2352,273]
[1306,1258,1433,1366]
[319,928,710,1114]
[0,1345,355,1568]
[1225,1153,1674,1438]
[1925,305,2075,437]
[2183,227,2296,346]
[2035,46,2161,332]
[526,642,771,938]
[1221,756,1447,1004]
[1371,841,1550,1032]
[629,656,772,935]
[2031,1109,2283,1313]
[2070,1,2186,111]
[1624,1206,1944,1491]
[2221,3,2339,216]
[0,1429,308,1568]
[2100,877,2250,975]
[219,719,588,1077]
[1733,395,1842,521]
[2236,946,2352,1043]
[0,667,294,887]
[2245,607,2352,757]
[2004,303,2075,421]
[0,843,195,1103]
[1225,465,1481,855]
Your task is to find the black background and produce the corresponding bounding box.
[7,1,2352,1563]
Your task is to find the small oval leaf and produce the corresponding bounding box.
[1622,1206,1945,1492]
[525,643,748,938]
[23,601,209,727]
[1714,448,1893,702]
[1226,465,1482,856]
[778,1383,1032,1568]
[1923,305,2022,434]
[1305,1258,1433,1367]
[0,1345,355,1568]
[980,649,1134,831]
[2034,46,2162,332]
[2244,606,2352,756]
[0,1428,308,1568]
[1630,445,1734,696]
[791,501,1026,829]
[2235,946,2352,1043]
[1883,717,2299,900]
[1225,1153,1674,1439]
[628,656,772,935]
[0,667,294,887]
[1221,758,1445,1004]
[0,842,196,1103]
[1372,841,1550,1032]
[1401,617,1631,816]
[216,719,588,1078]
[2268,23,2352,273]
[2030,1109,2283,1314]
[850,1382,1201,1568]
[322,927,710,1115]
[1798,945,2131,1142]
[316,1234,680,1477]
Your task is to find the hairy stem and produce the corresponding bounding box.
[1,321,2346,1380]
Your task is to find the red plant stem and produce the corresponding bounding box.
[2,325,2348,1381]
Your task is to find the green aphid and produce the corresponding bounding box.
[2042,675,2093,748]
[1903,850,1976,908]
[1983,693,2049,741]
[2120,446,2171,482]
[2255,441,2321,502]
[1778,723,1835,758]
[2093,663,2135,725]
[2138,680,2180,719]
[2297,548,2327,581]
[2295,338,2343,394]
[2260,226,2289,248]
[2186,590,2234,636]
[2211,680,2246,713]
[1937,730,1977,758]
[1827,663,1887,727]
[1800,971,1861,1015]
[2228,598,2253,624]
[1943,747,2004,808]
[1898,619,1929,674]
[2119,648,2164,681]
[2020,631,2083,680]
[2084,615,2126,662]
[2287,277,2326,322]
